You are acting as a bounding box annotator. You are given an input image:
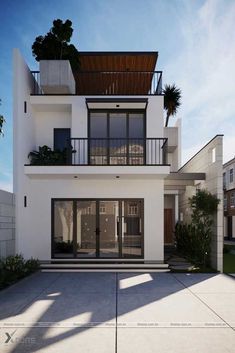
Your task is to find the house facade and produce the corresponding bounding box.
[223,157,235,240]
[13,49,224,270]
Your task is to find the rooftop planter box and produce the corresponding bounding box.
[40,60,76,94]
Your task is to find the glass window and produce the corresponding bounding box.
[230,169,233,183]
[109,113,126,138]
[90,112,107,138]
[53,201,74,258]
[223,172,226,189]
[230,192,235,208]
[129,113,144,138]
[212,147,216,163]
[99,202,106,214]
[54,129,70,151]
[224,195,227,211]
[128,203,138,216]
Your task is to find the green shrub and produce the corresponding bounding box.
[175,190,220,267]
[4,254,26,276]
[25,258,40,274]
[0,254,39,290]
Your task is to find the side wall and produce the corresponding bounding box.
[179,135,223,271]
[0,190,15,259]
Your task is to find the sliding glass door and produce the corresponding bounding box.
[89,111,145,165]
[52,199,144,258]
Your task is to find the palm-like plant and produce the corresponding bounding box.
[163,84,182,127]
[0,99,5,136]
[0,115,5,136]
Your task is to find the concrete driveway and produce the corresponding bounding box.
[0,271,235,352]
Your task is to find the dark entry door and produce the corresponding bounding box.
[164,209,173,244]
[228,216,233,240]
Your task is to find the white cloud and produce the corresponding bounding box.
[165,0,235,165]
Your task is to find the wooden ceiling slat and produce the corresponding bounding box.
[76,52,158,94]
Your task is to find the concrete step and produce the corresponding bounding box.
[40,262,170,272]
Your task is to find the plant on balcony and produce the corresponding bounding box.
[28,145,71,165]
[32,19,80,71]
[163,84,182,127]
[175,189,220,268]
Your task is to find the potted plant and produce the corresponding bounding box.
[32,19,80,94]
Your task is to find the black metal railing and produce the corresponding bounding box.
[68,138,167,165]
[31,70,163,95]
[31,71,42,95]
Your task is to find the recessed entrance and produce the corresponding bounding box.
[52,199,144,259]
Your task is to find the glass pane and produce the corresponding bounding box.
[129,113,144,138]
[99,201,119,257]
[122,200,142,258]
[53,201,74,258]
[77,201,96,257]
[109,113,127,138]
[90,139,108,165]
[90,112,107,138]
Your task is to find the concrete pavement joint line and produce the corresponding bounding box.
[14,272,62,317]
[171,273,235,332]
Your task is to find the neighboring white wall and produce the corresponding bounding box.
[179,135,223,271]
[13,49,36,257]
[146,96,164,138]
[0,190,15,259]
[17,178,164,262]
[164,118,181,171]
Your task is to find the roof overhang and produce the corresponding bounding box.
[78,52,158,72]
[165,172,206,188]
[166,172,206,181]
[86,98,148,110]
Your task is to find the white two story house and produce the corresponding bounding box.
[13,50,224,270]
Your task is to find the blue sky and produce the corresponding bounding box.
[0,0,235,191]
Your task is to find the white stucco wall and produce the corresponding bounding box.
[179,135,223,271]
[14,51,167,263]
[34,111,71,149]
[17,179,164,262]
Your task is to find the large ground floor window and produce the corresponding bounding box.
[52,199,144,259]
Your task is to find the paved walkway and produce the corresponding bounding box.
[0,271,235,352]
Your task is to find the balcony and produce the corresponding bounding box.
[31,70,163,96]
[25,138,170,179]
[69,138,167,166]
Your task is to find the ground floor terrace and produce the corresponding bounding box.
[1,271,235,353]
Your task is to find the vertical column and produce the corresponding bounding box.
[175,194,179,224]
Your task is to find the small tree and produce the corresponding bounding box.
[175,189,220,268]
[32,19,80,71]
[189,189,220,267]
